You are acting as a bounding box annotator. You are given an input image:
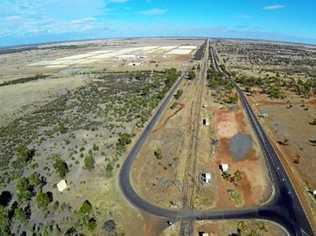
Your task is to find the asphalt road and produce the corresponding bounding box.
[118,41,314,236]
[211,46,313,236]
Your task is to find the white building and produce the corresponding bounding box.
[219,163,229,173]
[201,173,212,184]
[57,179,68,192]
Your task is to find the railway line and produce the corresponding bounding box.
[118,40,314,236]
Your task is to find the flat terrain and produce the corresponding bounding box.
[131,43,272,213]
[0,38,201,235]
[162,220,287,236]
[216,39,316,230]
[0,38,308,235]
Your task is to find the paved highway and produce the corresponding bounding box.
[210,46,313,236]
[118,40,314,236]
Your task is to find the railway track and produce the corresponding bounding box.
[180,40,209,235]
[118,40,314,236]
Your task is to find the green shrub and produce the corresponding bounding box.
[16,145,34,163]
[16,177,32,202]
[36,192,51,209]
[174,89,183,100]
[93,144,99,151]
[29,172,42,187]
[187,70,196,80]
[14,207,27,223]
[105,163,114,177]
[117,133,132,147]
[87,218,97,231]
[84,154,95,171]
[79,200,92,216]
[53,156,69,178]
[0,206,10,235]
[154,148,163,160]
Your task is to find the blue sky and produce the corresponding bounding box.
[1,0,316,47]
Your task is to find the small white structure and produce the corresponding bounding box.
[57,179,68,192]
[219,163,229,173]
[198,232,209,236]
[201,173,212,184]
[313,190,316,196]
[202,118,209,126]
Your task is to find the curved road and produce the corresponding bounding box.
[119,41,314,236]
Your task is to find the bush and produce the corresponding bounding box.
[117,133,132,147]
[174,89,183,100]
[105,163,114,177]
[79,200,92,216]
[29,172,42,187]
[187,70,196,80]
[0,206,10,235]
[36,192,51,209]
[154,148,163,160]
[53,156,69,178]
[14,207,27,223]
[93,144,99,151]
[16,177,32,202]
[87,218,97,231]
[16,145,35,163]
[84,154,95,171]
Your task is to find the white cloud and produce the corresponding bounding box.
[264,4,285,10]
[141,8,168,16]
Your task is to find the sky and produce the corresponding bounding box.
[1,0,316,47]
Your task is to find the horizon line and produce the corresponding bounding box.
[1,35,315,50]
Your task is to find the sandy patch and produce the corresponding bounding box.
[215,111,239,138]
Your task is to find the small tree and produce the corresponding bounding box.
[87,218,97,231]
[79,200,92,216]
[14,207,27,223]
[117,133,132,147]
[29,172,42,187]
[84,154,95,171]
[105,163,113,177]
[174,89,183,100]
[154,148,163,160]
[53,156,69,178]
[16,177,32,202]
[16,145,35,163]
[0,206,10,235]
[187,70,196,80]
[36,192,51,209]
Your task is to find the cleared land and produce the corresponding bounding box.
[0,38,200,235]
[216,39,316,230]
[161,220,287,236]
[131,44,272,212]
[0,38,298,235]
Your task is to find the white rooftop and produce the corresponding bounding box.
[57,179,68,192]
[220,163,229,172]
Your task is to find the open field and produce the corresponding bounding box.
[216,39,316,230]
[0,38,201,84]
[0,38,201,235]
[0,38,309,235]
[162,220,287,236]
[131,44,272,212]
